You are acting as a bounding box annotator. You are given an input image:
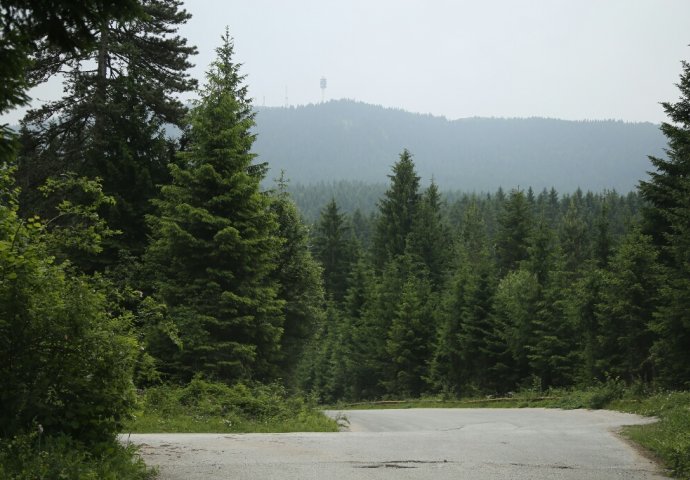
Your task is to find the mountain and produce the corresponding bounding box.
[252,100,666,193]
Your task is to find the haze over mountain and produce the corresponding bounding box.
[253,100,666,193]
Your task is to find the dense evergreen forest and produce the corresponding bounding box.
[252,101,666,192]
[1,1,689,477]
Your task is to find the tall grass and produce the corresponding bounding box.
[124,378,338,433]
[610,391,690,480]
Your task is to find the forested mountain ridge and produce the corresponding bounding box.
[253,100,665,192]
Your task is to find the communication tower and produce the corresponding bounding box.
[320,77,327,103]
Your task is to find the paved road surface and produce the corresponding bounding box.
[125,408,667,479]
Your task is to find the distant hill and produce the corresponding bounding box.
[252,100,666,193]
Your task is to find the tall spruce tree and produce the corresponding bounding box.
[495,189,533,275]
[596,228,659,382]
[17,0,196,267]
[490,268,539,389]
[407,180,451,287]
[145,30,283,383]
[373,149,420,268]
[269,181,324,383]
[528,251,579,388]
[559,199,590,274]
[431,202,496,394]
[385,260,436,397]
[312,198,355,303]
[639,58,690,388]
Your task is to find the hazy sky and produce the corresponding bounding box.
[6,0,690,123]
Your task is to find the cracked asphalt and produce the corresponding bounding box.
[124,408,668,479]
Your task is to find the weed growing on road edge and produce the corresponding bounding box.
[609,391,690,480]
[124,377,338,433]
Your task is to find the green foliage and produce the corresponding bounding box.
[0,433,154,480]
[491,269,539,388]
[0,0,140,159]
[596,228,659,382]
[16,0,197,265]
[372,149,420,268]
[528,255,579,389]
[312,198,355,302]
[386,266,436,397]
[126,378,338,433]
[0,168,138,444]
[639,58,690,389]
[407,181,452,286]
[495,189,533,274]
[145,32,283,383]
[612,391,690,480]
[38,174,119,266]
[430,204,497,394]
[269,182,325,383]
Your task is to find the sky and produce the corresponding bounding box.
[6,0,690,124]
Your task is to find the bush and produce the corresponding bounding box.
[0,432,154,480]
[125,377,338,433]
[0,170,139,444]
[142,377,299,420]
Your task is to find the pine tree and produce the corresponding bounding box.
[639,60,690,253]
[336,256,376,400]
[352,256,410,399]
[431,202,496,394]
[490,268,539,390]
[145,31,282,383]
[596,228,659,382]
[573,265,606,384]
[594,201,614,267]
[373,149,420,268]
[528,251,579,388]
[312,198,355,302]
[495,189,533,275]
[407,180,452,287]
[559,199,590,274]
[269,180,325,383]
[386,265,436,397]
[639,58,690,388]
[17,0,196,267]
[0,0,140,159]
[523,217,578,388]
[297,302,343,403]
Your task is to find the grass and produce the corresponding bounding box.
[609,391,690,480]
[123,378,338,434]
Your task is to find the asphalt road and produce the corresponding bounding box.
[125,408,668,479]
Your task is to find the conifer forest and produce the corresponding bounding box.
[1,1,690,477]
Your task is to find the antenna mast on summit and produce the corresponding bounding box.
[320,77,327,103]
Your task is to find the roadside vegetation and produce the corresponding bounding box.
[0,435,153,480]
[124,378,338,434]
[612,391,690,480]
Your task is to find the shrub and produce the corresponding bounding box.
[126,377,338,433]
[0,170,139,444]
[0,432,154,480]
